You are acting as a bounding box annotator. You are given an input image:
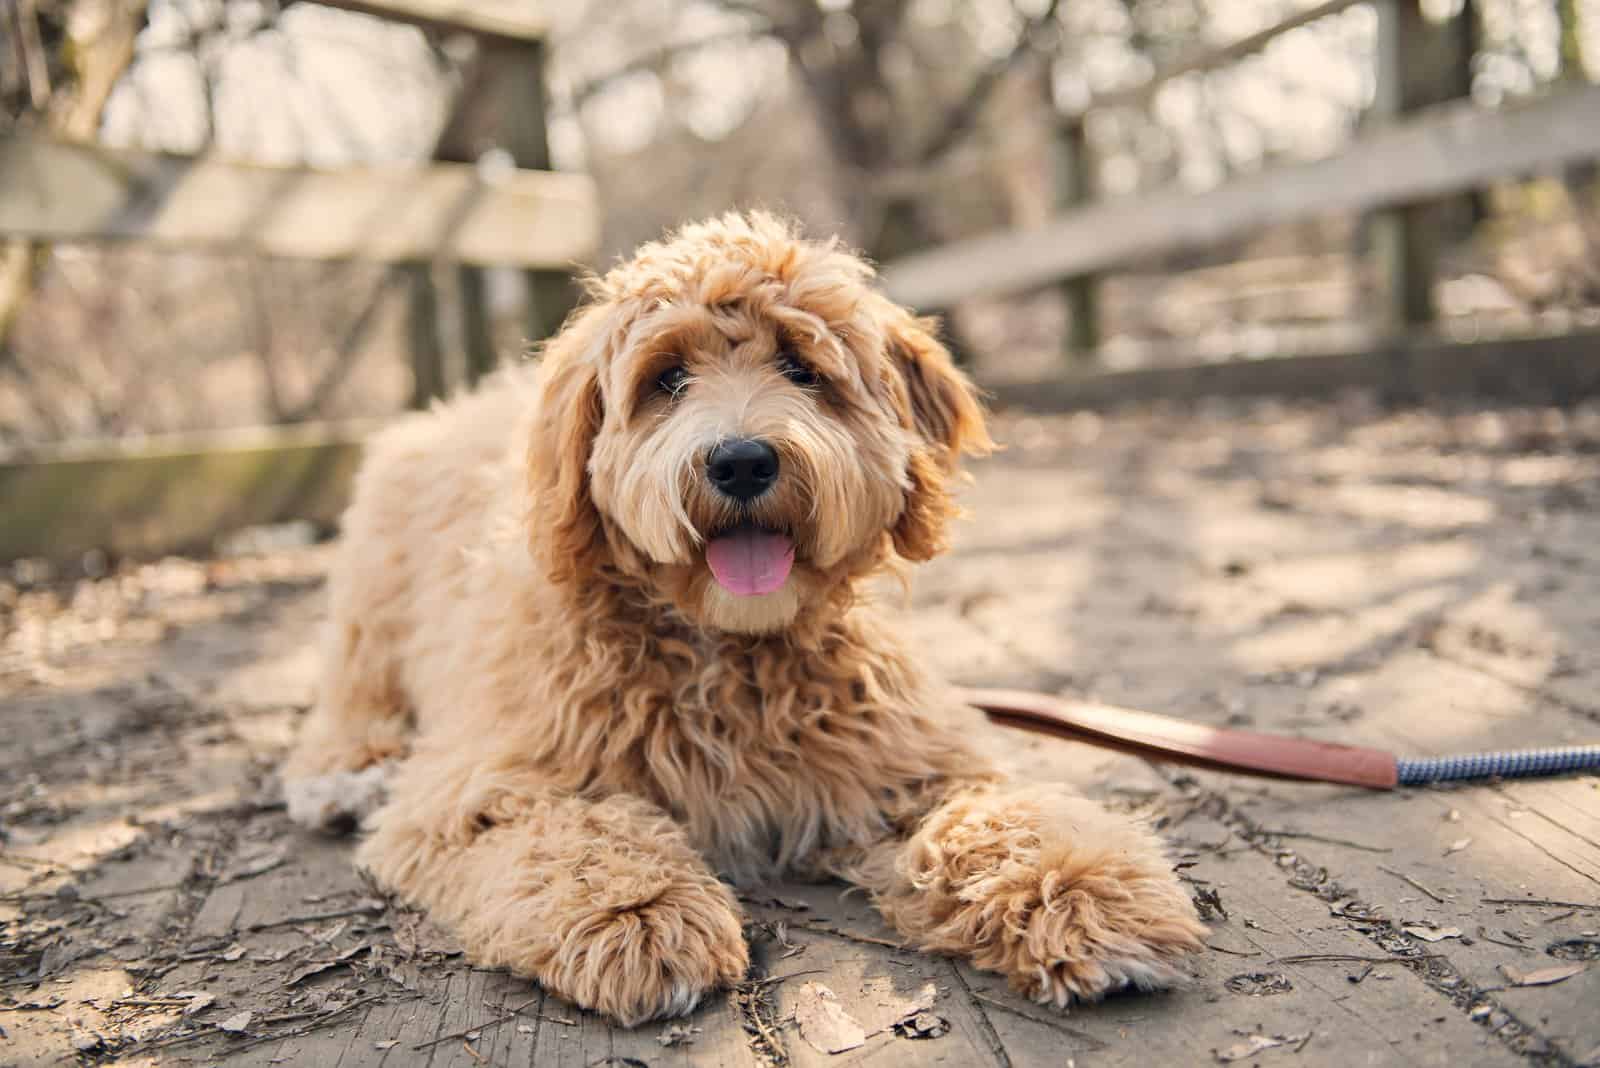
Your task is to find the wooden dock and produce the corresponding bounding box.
[3,397,1597,1066]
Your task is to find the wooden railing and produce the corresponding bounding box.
[0,135,596,268]
[0,0,596,562]
[881,0,1600,361]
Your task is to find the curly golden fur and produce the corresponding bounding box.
[282,212,1204,1026]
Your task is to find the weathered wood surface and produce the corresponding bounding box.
[0,134,598,268]
[982,329,1600,411]
[882,85,1600,307]
[0,423,374,562]
[3,398,1598,1066]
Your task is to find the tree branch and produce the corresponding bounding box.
[568,25,773,109]
[914,0,1062,165]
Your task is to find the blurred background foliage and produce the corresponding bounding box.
[1,0,1597,446]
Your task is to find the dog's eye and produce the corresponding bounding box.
[779,349,820,388]
[656,365,689,398]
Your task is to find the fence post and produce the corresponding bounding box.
[1373,0,1437,331]
[428,35,576,392]
[456,264,496,384]
[514,40,579,346]
[1056,117,1100,360]
[406,264,445,409]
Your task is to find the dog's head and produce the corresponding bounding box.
[527,212,991,635]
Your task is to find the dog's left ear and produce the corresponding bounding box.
[527,303,610,586]
[883,311,993,562]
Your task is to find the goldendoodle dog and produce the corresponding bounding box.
[281,212,1204,1026]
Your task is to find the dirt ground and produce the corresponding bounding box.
[3,396,1599,1067]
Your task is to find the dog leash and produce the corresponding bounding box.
[964,687,1600,788]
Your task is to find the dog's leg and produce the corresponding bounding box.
[357,751,749,1026]
[281,616,411,833]
[815,781,1206,1006]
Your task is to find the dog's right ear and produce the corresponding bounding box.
[881,309,993,563]
[527,304,609,586]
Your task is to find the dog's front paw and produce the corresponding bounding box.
[541,880,750,1026]
[887,786,1206,1007]
[995,855,1206,1005]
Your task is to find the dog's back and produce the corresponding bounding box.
[282,364,541,801]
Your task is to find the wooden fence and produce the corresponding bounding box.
[881,0,1600,365]
[5,0,1599,563]
[0,0,597,562]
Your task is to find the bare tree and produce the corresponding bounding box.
[570,0,1064,263]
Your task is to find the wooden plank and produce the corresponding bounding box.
[307,0,546,43]
[0,422,372,561]
[980,329,1600,411]
[1176,683,1600,1062]
[882,86,1600,307]
[0,134,597,268]
[961,807,1529,1067]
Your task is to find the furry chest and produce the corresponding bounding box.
[619,714,900,885]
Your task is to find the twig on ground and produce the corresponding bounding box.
[1,881,189,905]
[134,994,390,1054]
[1272,953,1442,966]
[1255,829,1391,853]
[412,997,540,1051]
[243,902,386,932]
[1206,942,1261,957]
[1377,865,1448,904]
[1482,898,1599,912]
[800,923,906,950]
[971,994,1108,1049]
[1475,927,1534,952]
[228,993,396,1053]
[0,853,58,870]
[743,968,826,988]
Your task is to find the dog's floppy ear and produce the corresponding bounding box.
[527,304,609,585]
[882,310,993,562]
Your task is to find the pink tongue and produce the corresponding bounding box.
[706,529,795,597]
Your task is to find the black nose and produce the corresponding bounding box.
[706,438,780,501]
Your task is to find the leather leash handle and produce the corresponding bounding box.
[963,687,1400,790]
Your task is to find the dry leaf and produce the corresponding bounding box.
[760,896,812,912]
[893,1012,950,1039]
[855,980,939,1037]
[1444,838,1472,855]
[286,944,370,986]
[793,982,866,1053]
[1215,1032,1308,1062]
[1501,963,1587,987]
[373,1040,399,1050]
[218,1011,253,1033]
[1403,925,1463,942]
[219,845,289,883]
[179,991,217,1016]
